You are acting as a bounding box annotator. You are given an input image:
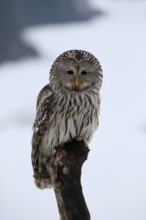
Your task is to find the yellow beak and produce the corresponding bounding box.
[75,78,79,87]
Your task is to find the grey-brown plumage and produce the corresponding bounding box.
[31,50,103,189]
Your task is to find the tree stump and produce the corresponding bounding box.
[46,140,90,220]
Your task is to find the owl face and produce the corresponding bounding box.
[50,50,103,92]
[55,59,100,91]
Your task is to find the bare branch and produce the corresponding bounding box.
[46,140,90,220]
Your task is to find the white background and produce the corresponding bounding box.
[0,1,146,219]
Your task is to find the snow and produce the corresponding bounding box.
[0,1,146,220]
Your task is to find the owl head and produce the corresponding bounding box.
[49,50,103,93]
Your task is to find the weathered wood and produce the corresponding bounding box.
[46,140,90,220]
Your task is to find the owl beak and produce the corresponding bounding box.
[75,78,79,87]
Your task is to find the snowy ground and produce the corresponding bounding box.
[0,1,146,220]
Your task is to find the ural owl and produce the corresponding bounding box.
[31,50,103,189]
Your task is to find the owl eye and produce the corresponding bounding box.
[81,71,87,75]
[67,70,74,75]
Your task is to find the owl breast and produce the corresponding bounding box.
[41,91,100,156]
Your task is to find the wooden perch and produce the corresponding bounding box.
[46,140,90,220]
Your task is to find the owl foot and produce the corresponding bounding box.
[75,137,89,147]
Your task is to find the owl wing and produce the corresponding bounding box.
[31,84,54,176]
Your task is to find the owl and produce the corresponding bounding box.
[31,50,103,189]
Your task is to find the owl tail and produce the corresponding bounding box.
[33,171,52,189]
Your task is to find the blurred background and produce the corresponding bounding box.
[0,0,146,220]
